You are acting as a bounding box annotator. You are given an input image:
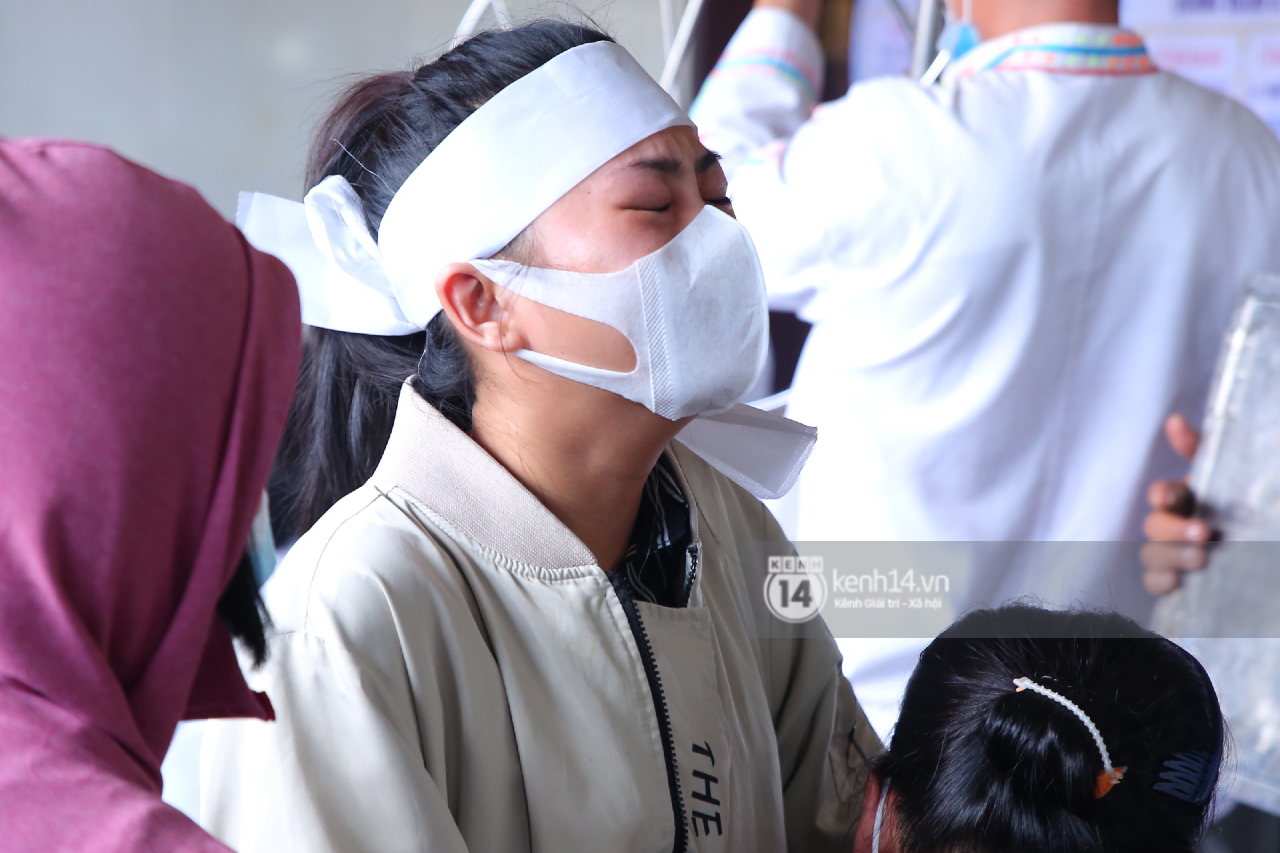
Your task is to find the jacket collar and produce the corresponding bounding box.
[945,23,1155,85]
[370,383,598,571]
[372,382,707,578]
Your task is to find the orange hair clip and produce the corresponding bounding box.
[1095,766,1126,799]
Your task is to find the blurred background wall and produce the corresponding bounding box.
[7,0,1274,221]
[0,0,667,218]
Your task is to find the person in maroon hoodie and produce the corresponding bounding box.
[0,139,300,853]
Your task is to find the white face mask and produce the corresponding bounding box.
[471,205,770,421]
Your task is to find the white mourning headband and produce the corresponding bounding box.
[237,41,693,335]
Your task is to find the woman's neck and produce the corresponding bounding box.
[469,382,686,571]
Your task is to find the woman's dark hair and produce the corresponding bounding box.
[217,553,270,667]
[878,604,1224,853]
[269,21,614,543]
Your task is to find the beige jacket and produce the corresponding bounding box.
[201,386,881,853]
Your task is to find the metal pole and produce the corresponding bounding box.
[884,0,915,40]
[659,0,677,54]
[454,0,493,45]
[658,0,709,104]
[909,0,945,80]
[453,0,511,46]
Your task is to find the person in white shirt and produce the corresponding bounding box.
[692,0,1280,739]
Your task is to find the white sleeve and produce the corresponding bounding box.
[690,8,824,179]
[727,119,845,314]
[199,630,471,853]
[690,8,851,313]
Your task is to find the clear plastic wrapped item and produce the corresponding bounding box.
[1153,273,1280,816]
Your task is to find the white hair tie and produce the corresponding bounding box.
[1013,677,1126,798]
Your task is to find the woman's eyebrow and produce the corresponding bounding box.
[626,150,723,176]
[628,155,683,175]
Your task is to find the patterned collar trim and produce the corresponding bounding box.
[947,23,1156,83]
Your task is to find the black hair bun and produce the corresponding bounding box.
[982,687,1101,816]
[877,604,1223,853]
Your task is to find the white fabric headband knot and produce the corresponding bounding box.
[238,40,693,335]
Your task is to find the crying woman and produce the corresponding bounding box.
[199,20,881,853]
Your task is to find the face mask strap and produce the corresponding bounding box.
[512,349,640,381]
[872,776,892,853]
[467,258,650,399]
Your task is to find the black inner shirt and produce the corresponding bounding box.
[616,454,694,609]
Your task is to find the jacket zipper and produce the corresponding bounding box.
[608,570,688,853]
[683,545,699,608]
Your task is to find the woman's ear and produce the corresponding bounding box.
[434,262,528,354]
[852,771,898,853]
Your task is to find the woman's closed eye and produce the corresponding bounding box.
[630,196,731,213]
